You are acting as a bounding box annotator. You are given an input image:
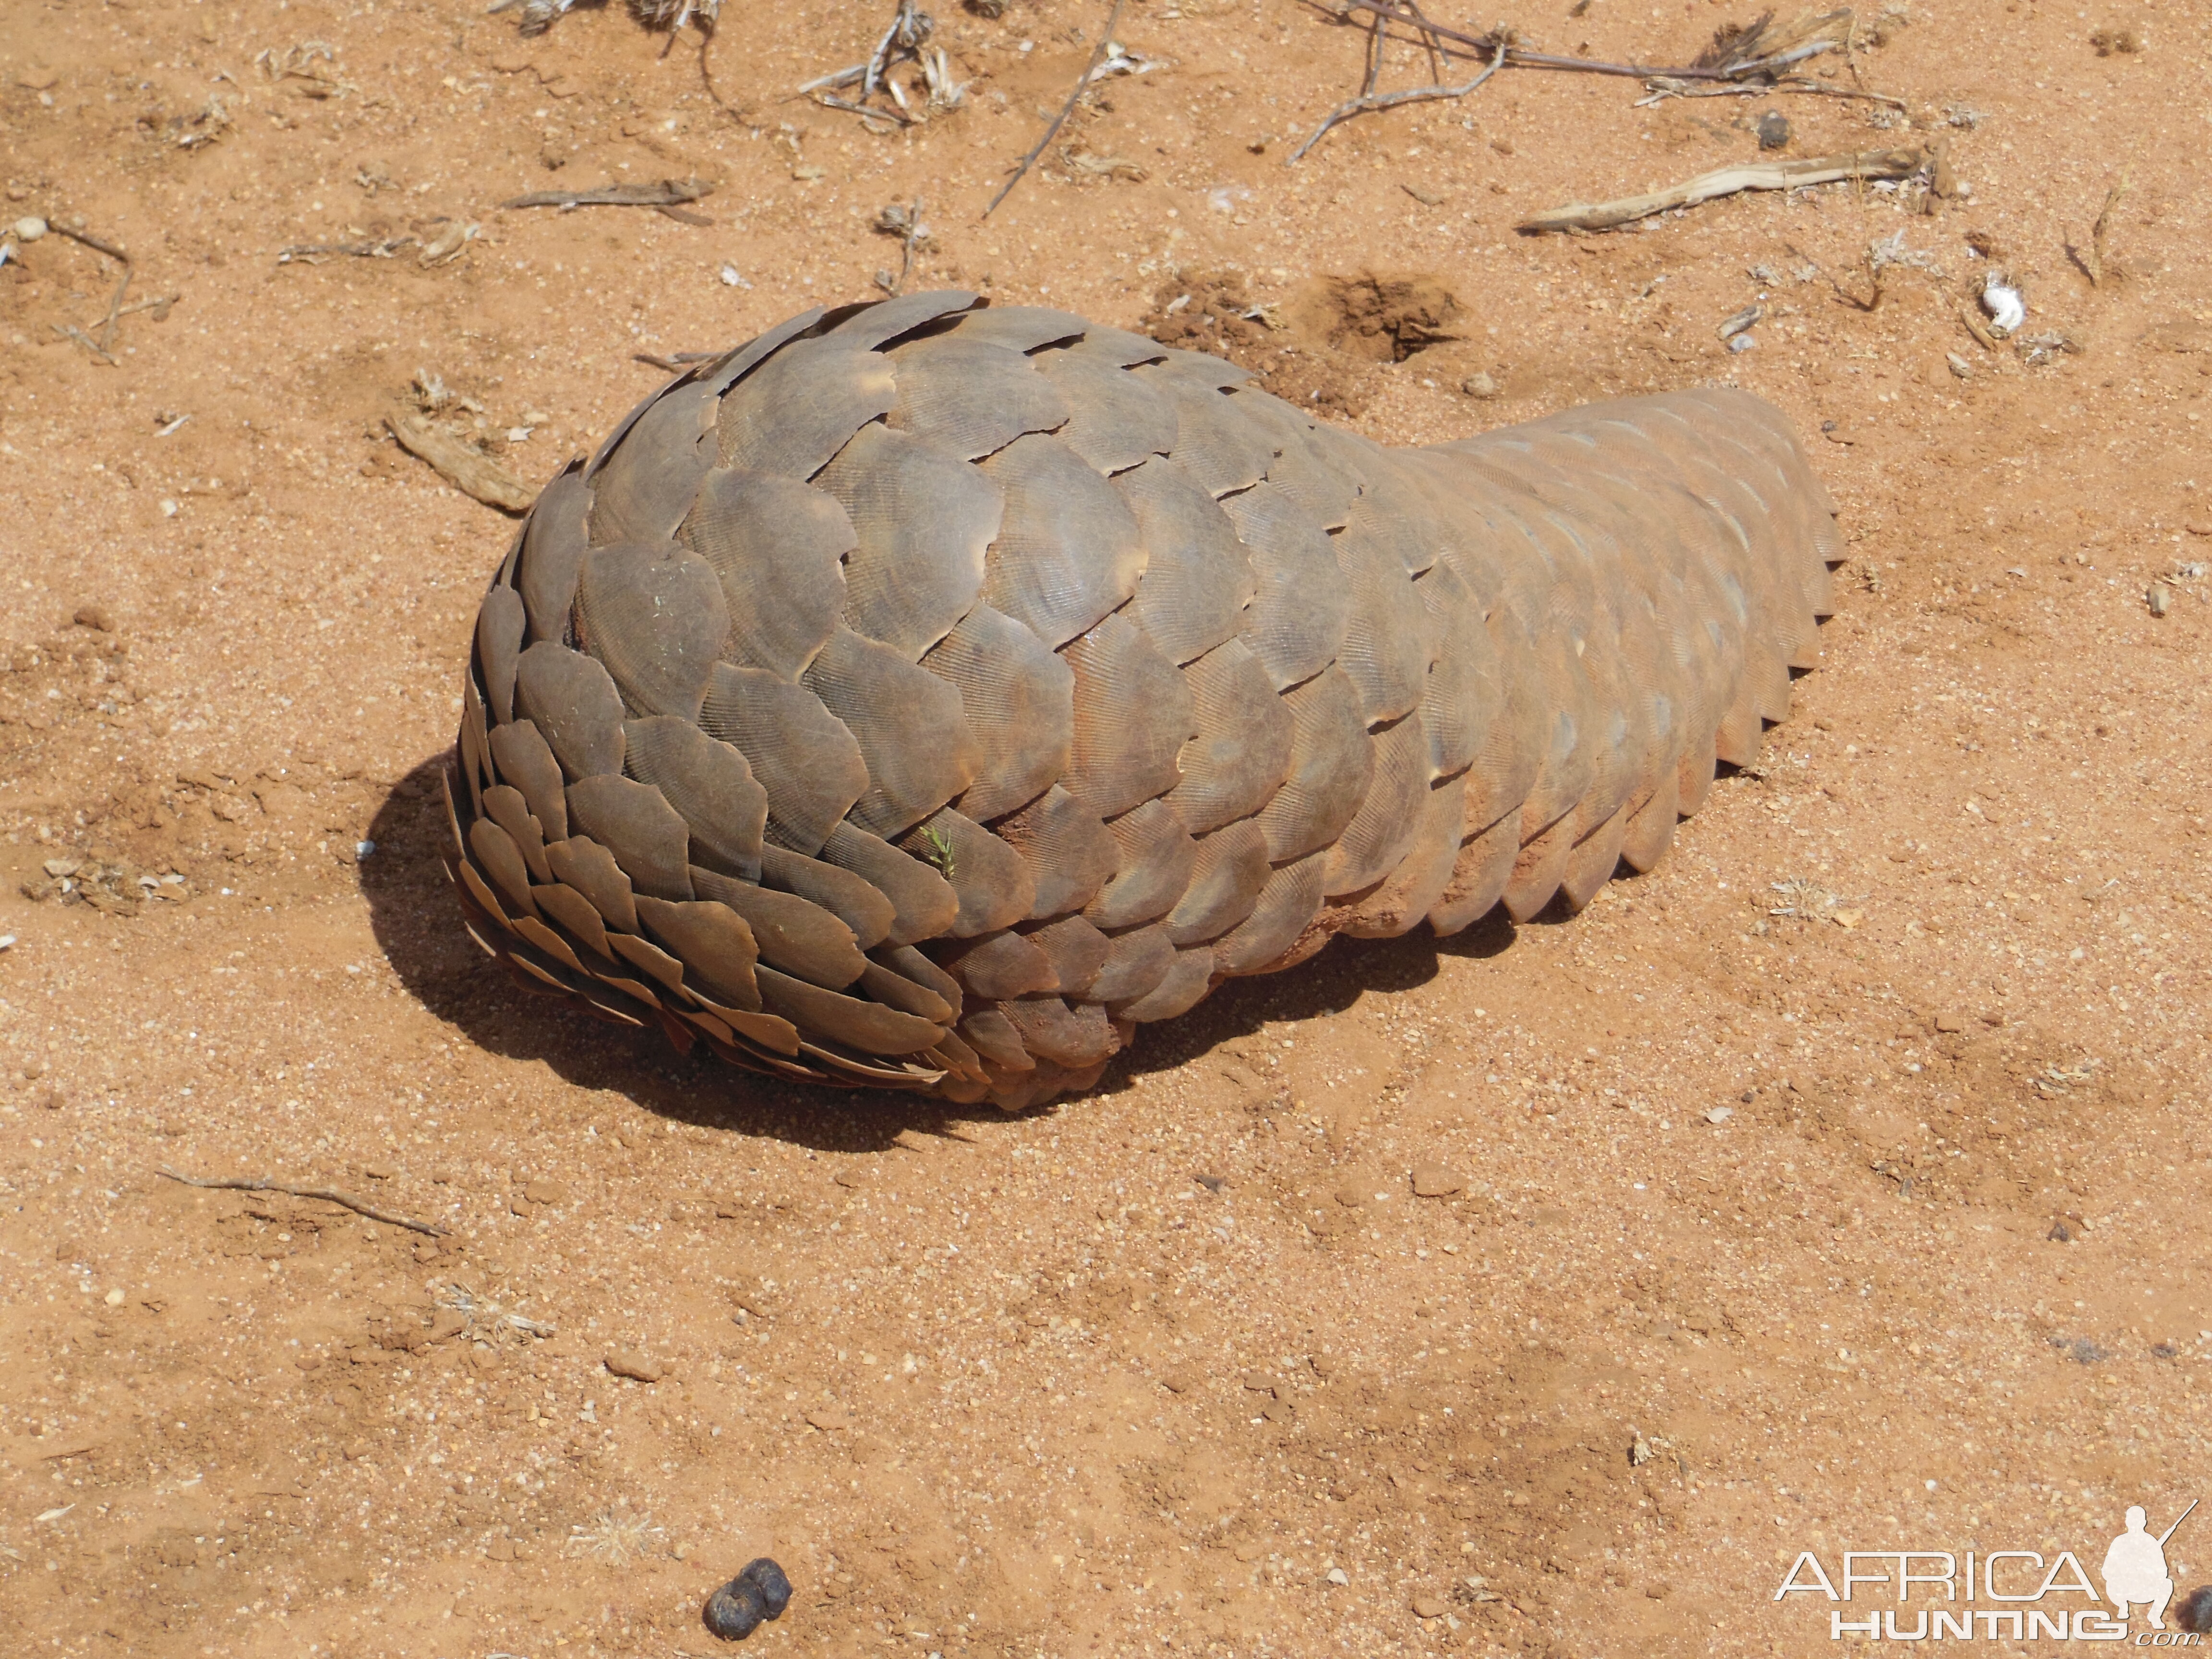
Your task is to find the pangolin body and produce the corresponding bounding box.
[445,291,1840,1109]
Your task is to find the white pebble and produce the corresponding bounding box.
[1981,277,2025,335]
[355,840,377,861]
[1727,334,1757,353]
[13,216,47,242]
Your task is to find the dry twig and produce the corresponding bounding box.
[277,236,417,264]
[501,178,715,226]
[1518,145,1920,233]
[1291,38,1505,163]
[48,223,133,358]
[385,412,536,513]
[157,1166,450,1238]
[985,0,1128,219]
[2087,170,2130,288]
[1317,1,1899,105]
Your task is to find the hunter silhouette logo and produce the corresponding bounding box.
[1774,1497,2207,1642]
[2104,1502,2195,1631]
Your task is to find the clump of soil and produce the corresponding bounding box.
[1289,270,1465,363]
[1140,268,1463,419]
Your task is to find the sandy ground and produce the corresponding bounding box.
[4,0,2211,1653]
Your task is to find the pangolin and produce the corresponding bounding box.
[443,290,1839,1109]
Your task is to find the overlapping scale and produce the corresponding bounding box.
[451,293,1841,1107]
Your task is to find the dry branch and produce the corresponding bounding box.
[1518,146,1920,233]
[385,413,536,513]
[157,1166,451,1238]
[501,178,715,224]
[2087,170,2130,287]
[1291,41,1506,163]
[985,0,1128,218]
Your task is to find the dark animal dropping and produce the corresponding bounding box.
[447,292,1841,1108]
[703,1556,792,1641]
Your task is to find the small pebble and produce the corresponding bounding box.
[1409,1163,1461,1198]
[355,839,377,860]
[2147,584,2173,618]
[73,603,114,632]
[1704,1106,1734,1125]
[1411,1593,1448,1618]
[1728,333,1758,353]
[13,216,47,242]
[1325,1566,1350,1587]
[606,1350,665,1383]
[1460,372,1502,400]
[1755,110,1790,150]
[523,1178,568,1205]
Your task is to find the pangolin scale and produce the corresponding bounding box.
[443,290,1840,1109]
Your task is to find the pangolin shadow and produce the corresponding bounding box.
[1103,904,1522,1088]
[358,753,981,1153]
[362,754,1569,1139]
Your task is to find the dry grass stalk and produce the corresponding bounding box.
[1518,146,1921,233]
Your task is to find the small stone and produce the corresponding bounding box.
[1645,1583,1670,1599]
[1309,1351,1334,1378]
[1325,1566,1350,1587]
[1933,1013,1965,1034]
[1333,1185,1366,1208]
[362,1163,396,1180]
[1755,110,1790,149]
[1194,1172,1226,1192]
[487,1537,517,1562]
[1704,1106,1734,1125]
[1412,1593,1448,1618]
[73,604,114,632]
[425,1309,469,1344]
[1409,1163,1461,1198]
[14,216,48,241]
[606,1350,665,1383]
[2147,584,2173,618]
[803,1402,852,1431]
[1159,1370,1191,1394]
[1242,1372,1277,1395]
[523,1179,569,1205]
[103,1287,124,1307]
[1460,372,1502,400]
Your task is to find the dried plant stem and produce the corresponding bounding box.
[1290,42,1506,163]
[984,0,1127,219]
[2088,170,2130,288]
[49,223,132,356]
[157,1166,451,1237]
[1518,146,1922,234]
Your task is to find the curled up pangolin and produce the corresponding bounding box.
[444,290,1840,1110]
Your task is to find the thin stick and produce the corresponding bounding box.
[1518,145,1921,234]
[984,0,1127,220]
[49,224,133,355]
[501,179,714,210]
[1291,41,1505,163]
[1635,77,1906,109]
[2087,169,2129,287]
[1322,0,1894,98]
[157,1166,451,1237]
